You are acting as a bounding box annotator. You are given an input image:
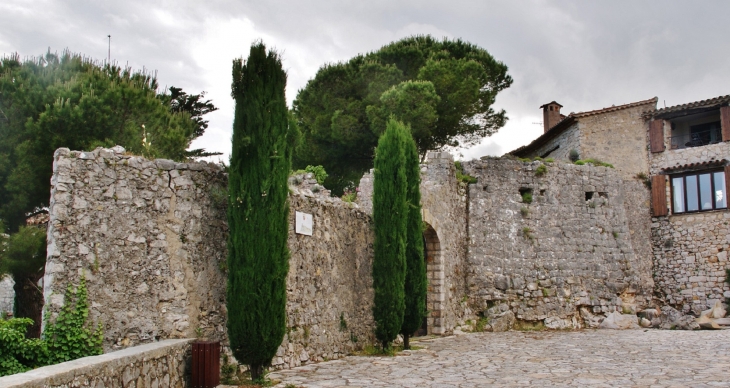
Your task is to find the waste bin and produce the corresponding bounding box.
[191,341,220,388]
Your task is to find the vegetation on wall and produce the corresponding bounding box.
[226,42,296,382]
[293,35,512,193]
[400,126,427,350]
[0,275,102,377]
[372,118,408,350]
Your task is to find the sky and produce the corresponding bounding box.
[2,1,729,162]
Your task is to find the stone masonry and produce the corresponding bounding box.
[0,274,14,315]
[45,147,375,371]
[462,158,654,328]
[649,138,730,314]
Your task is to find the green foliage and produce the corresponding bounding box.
[544,158,555,163]
[293,35,512,193]
[569,149,580,162]
[226,42,295,381]
[0,275,102,377]
[339,313,348,332]
[454,161,477,184]
[635,172,651,189]
[372,119,408,350]
[534,164,548,176]
[522,227,534,240]
[521,192,533,204]
[0,51,217,232]
[43,275,103,365]
[520,207,529,217]
[575,159,614,168]
[341,189,357,203]
[304,165,328,184]
[0,224,45,277]
[400,127,426,350]
[474,316,490,332]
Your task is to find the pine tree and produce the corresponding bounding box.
[372,118,408,350]
[400,129,426,350]
[227,42,293,381]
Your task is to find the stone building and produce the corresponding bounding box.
[511,97,658,178]
[645,95,730,314]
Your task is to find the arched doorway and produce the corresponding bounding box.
[415,223,443,336]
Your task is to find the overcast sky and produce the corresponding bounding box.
[2,1,729,162]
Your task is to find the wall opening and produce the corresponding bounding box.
[422,223,444,335]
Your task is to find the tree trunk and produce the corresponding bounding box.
[403,333,410,350]
[250,363,264,382]
[14,274,43,338]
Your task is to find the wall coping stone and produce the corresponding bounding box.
[0,338,193,387]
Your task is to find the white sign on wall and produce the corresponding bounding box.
[295,211,313,236]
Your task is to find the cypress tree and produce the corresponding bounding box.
[227,42,293,381]
[372,118,408,350]
[400,129,426,350]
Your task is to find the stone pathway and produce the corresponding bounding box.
[268,330,730,387]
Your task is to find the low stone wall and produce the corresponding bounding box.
[45,147,375,372]
[0,339,192,388]
[462,158,653,328]
[0,274,14,315]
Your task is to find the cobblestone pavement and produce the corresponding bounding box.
[269,330,730,387]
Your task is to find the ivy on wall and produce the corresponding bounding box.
[0,275,102,376]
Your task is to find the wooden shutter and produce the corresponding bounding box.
[721,106,730,142]
[725,165,730,200]
[649,120,665,153]
[651,175,668,216]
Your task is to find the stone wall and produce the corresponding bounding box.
[0,274,14,315]
[462,158,654,328]
[0,339,192,388]
[648,140,730,314]
[45,147,375,371]
[579,103,653,179]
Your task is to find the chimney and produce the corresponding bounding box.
[540,101,563,133]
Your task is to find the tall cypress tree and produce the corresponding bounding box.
[372,118,408,350]
[227,42,293,381]
[400,129,426,350]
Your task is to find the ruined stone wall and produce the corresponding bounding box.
[462,158,654,329]
[357,151,468,335]
[523,122,581,161]
[0,274,14,315]
[0,339,191,388]
[46,147,375,370]
[579,103,654,179]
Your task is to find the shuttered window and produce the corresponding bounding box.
[721,106,730,142]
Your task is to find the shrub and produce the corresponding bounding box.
[544,157,555,163]
[304,165,328,184]
[569,149,580,162]
[454,161,477,184]
[520,207,529,217]
[521,192,533,204]
[535,164,547,176]
[575,159,614,168]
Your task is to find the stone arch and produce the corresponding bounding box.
[423,222,444,335]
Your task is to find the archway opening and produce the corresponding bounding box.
[415,223,443,336]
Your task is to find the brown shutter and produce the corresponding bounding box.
[721,106,730,142]
[651,175,668,216]
[649,120,665,153]
[725,165,730,199]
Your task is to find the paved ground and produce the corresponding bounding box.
[269,330,730,387]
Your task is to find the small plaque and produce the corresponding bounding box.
[295,211,313,236]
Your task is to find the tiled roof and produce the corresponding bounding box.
[645,95,730,119]
[661,159,728,173]
[509,97,657,157]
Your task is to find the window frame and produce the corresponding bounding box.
[670,168,727,214]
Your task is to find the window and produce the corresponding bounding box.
[671,170,727,214]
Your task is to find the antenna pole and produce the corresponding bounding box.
[107,35,111,63]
